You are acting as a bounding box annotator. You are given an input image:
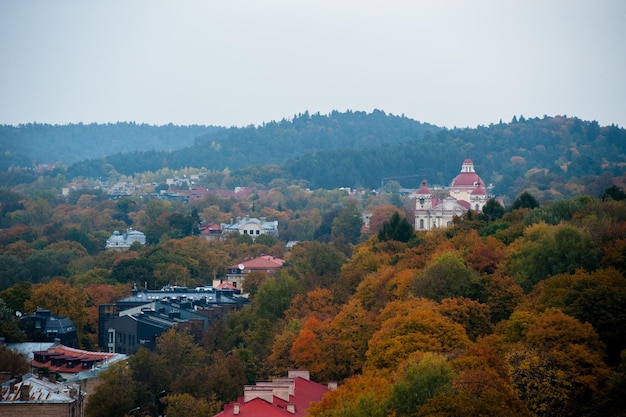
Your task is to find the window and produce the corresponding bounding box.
[419,219,424,229]
[256,230,260,234]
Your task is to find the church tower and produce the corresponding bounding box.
[449,158,488,211]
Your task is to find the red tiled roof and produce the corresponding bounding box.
[451,172,483,187]
[216,377,329,417]
[30,344,122,374]
[216,282,238,290]
[229,256,284,271]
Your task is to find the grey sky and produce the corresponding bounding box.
[1,0,625,128]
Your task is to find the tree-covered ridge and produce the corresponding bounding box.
[0,122,224,167]
[2,110,626,201]
[286,115,626,195]
[6,112,624,201]
[63,110,439,179]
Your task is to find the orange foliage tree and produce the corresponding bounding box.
[365,298,471,371]
[24,279,88,347]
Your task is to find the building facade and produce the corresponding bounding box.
[215,370,333,417]
[19,308,78,348]
[414,158,490,231]
[105,228,146,251]
[221,216,279,240]
[98,285,249,353]
[1,374,85,417]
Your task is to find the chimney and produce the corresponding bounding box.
[287,403,296,414]
[233,403,240,415]
[20,383,30,401]
[328,381,338,391]
[53,337,61,346]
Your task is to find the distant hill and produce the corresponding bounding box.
[0,122,224,167]
[2,111,625,200]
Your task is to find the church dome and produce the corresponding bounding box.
[451,158,484,187]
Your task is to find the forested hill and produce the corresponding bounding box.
[3,111,626,200]
[62,110,439,179]
[0,122,224,166]
[286,115,626,196]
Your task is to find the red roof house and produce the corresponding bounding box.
[215,370,333,417]
[30,341,126,375]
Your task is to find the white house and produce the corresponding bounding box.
[220,216,279,240]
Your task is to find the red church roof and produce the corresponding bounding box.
[451,158,485,187]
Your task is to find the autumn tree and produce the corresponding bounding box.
[306,373,390,417]
[410,253,477,302]
[162,393,219,417]
[85,361,138,417]
[24,279,88,347]
[506,344,573,417]
[0,344,29,377]
[438,297,492,341]
[366,298,471,371]
[330,199,363,246]
[368,205,406,236]
[388,353,455,416]
[524,309,611,411]
[506,223,599,292]
[532,268,626,364]
[475,274,524,323]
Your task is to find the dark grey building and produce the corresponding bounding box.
[19,308,78,348]
[98,285,248,353]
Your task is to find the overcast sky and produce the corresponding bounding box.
[1,0,625,128]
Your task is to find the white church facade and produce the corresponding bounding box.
[414,158,490,231]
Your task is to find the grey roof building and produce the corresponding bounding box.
[98,285,249,353]
[1,373,85,417]
[19,308,78,348]
[105,228,146,251]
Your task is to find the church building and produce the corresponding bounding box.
[414,158,489,231]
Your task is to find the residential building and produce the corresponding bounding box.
[221,215,279,240]
[220,255,285,290]
[7,339,127,402]
[98,285,249,353]
[0,373,85,417]
[215,370,334,417]
[414,158,490,231]
[199,222,223,241]
[18,308,78,348]
[105,228,146,251]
